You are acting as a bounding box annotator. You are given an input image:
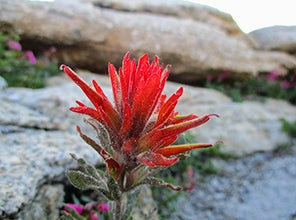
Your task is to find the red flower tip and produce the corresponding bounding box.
[156,143,212,157]
[59,64,66,71]
[209,113,219,118]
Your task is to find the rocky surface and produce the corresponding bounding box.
[1,0,296,82]
[0,76,7,90]
[17,184,64,220]
[0,129,99,218]
[93,0,251,44]
[0,73,107,218]
[1,70,296,218]
[171,146,296,220]
[250,25,296,55]
[165,82,296,156]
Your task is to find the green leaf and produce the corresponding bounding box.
[69,153,105,181]
[59,209,86,220]
[66,169,114,200]
[84,118,113,153]
[139,177,183,191]
[66,169,101,190]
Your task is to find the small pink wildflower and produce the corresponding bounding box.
[89,212,99,220]
[185,165,196,191]
[23,50,37,64]
[64,203,84,214]
[218,70,229,81]
[280,80,292,89]
[47,46,57,54]
[267,71,278,82]
[43,46,57,66]
[98,203,109,213]
[6,39,22,51]
[206,74,215,83]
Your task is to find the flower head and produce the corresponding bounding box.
[89,212,99,220]
[6,39,22,51]
[267,71,278,82]
[280,80,292,89]
[60,52,217,190]
[23,50,37,64]
[98,203,109,213]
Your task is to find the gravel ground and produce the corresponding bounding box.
[171,145,296,220]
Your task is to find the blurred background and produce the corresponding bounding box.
[189,0,295,33]
[1,0,296,219]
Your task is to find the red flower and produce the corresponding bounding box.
[60,52,217,190]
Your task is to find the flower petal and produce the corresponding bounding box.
[120,101,133,137]
[108,63,122,112]
[105,158,123,180]
[138,152,179,167]
[70,106,116,131]
[121,138,137,155]
[61,65,120,130]
[156,143,212,157]
[61,65,104,110]
[138,114,218,153]
[153,87,183,128]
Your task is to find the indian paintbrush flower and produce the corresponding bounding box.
[60,52,218,219]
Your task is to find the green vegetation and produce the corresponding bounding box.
[0,32,59,89]
[271,118,296,154]
[281,118,296,138]
[205,71,296,104]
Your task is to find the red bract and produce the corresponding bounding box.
[60,52,217,190]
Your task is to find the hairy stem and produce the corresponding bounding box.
[113,197,122,220]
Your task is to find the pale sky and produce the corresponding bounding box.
[187,0,296,33]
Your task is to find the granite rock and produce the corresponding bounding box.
[250,25,296,55]
[1,0,296,83]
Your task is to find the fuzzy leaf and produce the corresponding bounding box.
[66,170,102,190]
[69,153,105,181]
[139,177,183,191]
[76,126,102,154]
[67,169,113,200]
[84,118,113,154]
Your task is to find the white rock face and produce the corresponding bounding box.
[1,0,296,82]
[249,25,296,54]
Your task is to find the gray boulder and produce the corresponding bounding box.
[1,0,296,83]
[250,25,296,55]
[0,76,7,90]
